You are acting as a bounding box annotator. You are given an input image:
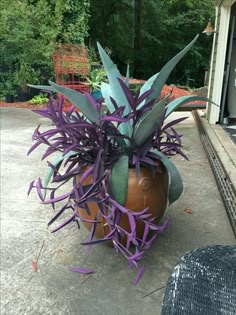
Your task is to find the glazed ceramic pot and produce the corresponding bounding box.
[77,162,169,240]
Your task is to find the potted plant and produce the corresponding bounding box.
[87,67,107,99]
[28,35,214,284]
[14,63,40,101]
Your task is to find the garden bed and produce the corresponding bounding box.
[0,85,206,111]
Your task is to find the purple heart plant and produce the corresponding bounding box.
[28,35,214,284]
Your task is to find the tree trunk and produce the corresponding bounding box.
[133,0,142,78]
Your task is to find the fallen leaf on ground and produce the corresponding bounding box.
[32,260,38,272]
[184,208,193,214]
[32,240,45,272]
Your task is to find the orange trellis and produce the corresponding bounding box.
[53,43,90,94]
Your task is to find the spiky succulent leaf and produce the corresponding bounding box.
[101,82,114,113]
[133,94,169,148]
[97,42,131,118]
[28,84,56,92]
[111,155,129,205]
[48,81,99,123]
[137,73,159,109]
[125,64,130,87]
[151,150,183,205]
[165,95,218,118]
[145,35,199,104]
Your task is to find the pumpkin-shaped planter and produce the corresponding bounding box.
[78,163,169,242]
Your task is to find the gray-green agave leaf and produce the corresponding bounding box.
[145,34,199,105]
[165,95,218,118]
[28,84,56,92]
[97,42,131,117]
[150,150,183,205]
[111,155,129,205]
[133,94,170,148]
[137,73,159,109]
[48,81,99,123]
[125,64,130,87]
[100,82,114,113]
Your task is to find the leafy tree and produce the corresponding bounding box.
[0,0,90,90]
[89,0,214,87]
[88,0,134,75]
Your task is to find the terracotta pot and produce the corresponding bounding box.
[77,162,169,241]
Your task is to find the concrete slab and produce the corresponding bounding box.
[1,108,235,315]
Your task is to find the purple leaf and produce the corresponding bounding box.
[79,166,94,184]
[139,213,152,220]
[80,218,102,223]
[80,237,113,246]
[48,204,71,226]
[100,116,129,123]
[109,96,119,111]
[143,234,157,250]
[87,213,100,249]
[130,207,149,216]
[141,224,150,247]
[118,78,135,110]
[51,211,76,233]
[140,156,158,166]
[27,141,42,155]
[50,190,56,210]
[146,151,162,160]
[128,251,145,262]
[93,149,104,182]
[103,227,116,239]
[69,267,96,274]
[67,105,76,117]
[173,148,189,160]
[43,191,71,204]
[162,116,188,130]
[27,180,35,195]
[134,265,145,285]
[136,89,153,107]
[109,198,128,214]
[36,178,44,201]
[128,212,136,233]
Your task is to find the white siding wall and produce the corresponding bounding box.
[208,6,231,124]
[207,0,236,124]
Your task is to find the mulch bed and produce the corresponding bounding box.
[0,100,47,110]
[0,85,205,111]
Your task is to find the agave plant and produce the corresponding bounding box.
[28,34,214,284]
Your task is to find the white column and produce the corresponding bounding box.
[206,6,219,121]
[208,5,231,124]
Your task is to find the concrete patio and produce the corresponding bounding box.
[0,108,235,315]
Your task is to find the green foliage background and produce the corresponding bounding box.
[0,0,90,94]
[89,0,215,87]
[0,0,214,98]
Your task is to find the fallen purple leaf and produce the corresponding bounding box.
[69,267,96,274]
[134,265,145,285]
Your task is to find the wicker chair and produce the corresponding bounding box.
[161,245,236,315]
